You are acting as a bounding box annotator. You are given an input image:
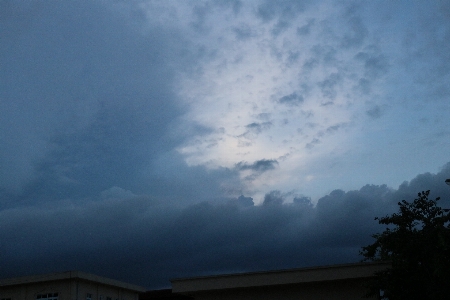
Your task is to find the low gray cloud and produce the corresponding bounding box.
[0,0,238,208]
[271,20,291,36]
[278,92,304,106]
[256,0,309,23]
[0,0,184,195]
[1,163,448,288]
[233,23,256,40]
[355,78,371,95]
[236,159,279,173]
[366,105,384,119]
[398,2,450,102]
[325,123,345,134]
[238,122,273,140]
[305,138,321,149]
[235,195,255,207]
[308,123,346,143]
[293,196,313,206]
[263,190,284,205]
[318,73,342,99]
[355,50,390,80]
[340,4,368,49]
[297,19,315,36]
[310,44,338,65]
[246,122,272,133]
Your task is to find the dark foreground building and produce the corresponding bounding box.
[0,262,388,300]
[0,271,146,300]
[170,262,389,300]
[140,289,192,300]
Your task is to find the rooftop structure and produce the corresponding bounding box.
[0,271,146,300]
[171,262,389,300]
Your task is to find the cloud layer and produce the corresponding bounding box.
[1,0,450,290]
[2,164,450,288]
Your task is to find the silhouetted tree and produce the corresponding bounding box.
[361,190,450,300]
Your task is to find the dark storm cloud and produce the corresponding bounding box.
[355,78,371,95]
[325,123,344,134]
[190,0,242,33]
[0,1,178,192]
[213,0,243,15]
[239,122,273,140]
[286,50,300,64]
[396,1,450,101]
[2,163,449,288]
[366,105,383,119]
[304,123,347,149]
[297,19,315,36]
[0,0,239,207]
[355,50,390,80]
[235,195,255,207]
[278,92,304,106]
[263,190,284,205]
[246,122,272,133]
[318,73,342,99]
[233,23,255,40]
[256,0,312,38]
[271,20,291,36]
[256,0,310,22]
[191,3,213,33]
[299,122,346,151]
[293,196,313,206]
[339,4,368,49]
[311,45,338,66]
[19,103,174,201]
[236,159,279,173]
[340,16,367,49]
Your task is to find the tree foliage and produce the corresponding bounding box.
[361,190,450,300]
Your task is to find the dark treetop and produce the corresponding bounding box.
[361,190,450,300]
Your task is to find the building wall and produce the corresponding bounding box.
[75,279,138,300]
[0,279,72,300]
[0,279,139,300]
[185,279,374,300]
[171,262,389,300]
[140,289,193,300]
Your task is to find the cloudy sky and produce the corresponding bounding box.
[1,0,450,289]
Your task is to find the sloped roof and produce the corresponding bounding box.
[0,271,146,292]
[171,262,390,293]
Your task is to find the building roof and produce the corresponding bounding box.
[0,271,146,293]
[171,262,390,293]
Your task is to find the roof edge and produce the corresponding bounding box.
[171,261,389,282]
[0,271,146,292]
[171,262,390,293]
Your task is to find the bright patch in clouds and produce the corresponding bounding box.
[166,1,390,201]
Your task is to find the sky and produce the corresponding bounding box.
[1,0,450,289]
